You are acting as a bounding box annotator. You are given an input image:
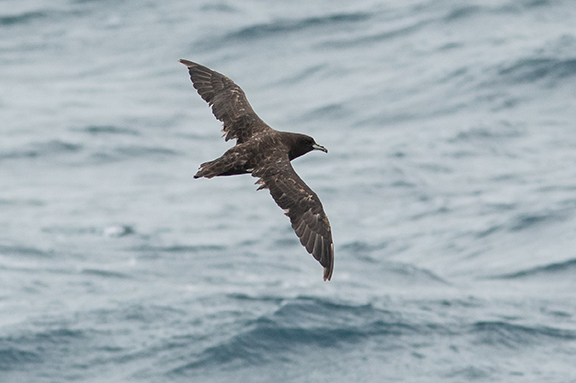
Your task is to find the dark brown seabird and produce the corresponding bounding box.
[179,59,334,281]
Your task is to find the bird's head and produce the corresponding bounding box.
[289,134,328,161]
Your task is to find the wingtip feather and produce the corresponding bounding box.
[179,59,195,67]
[323,266,333,281]
[322,242,334,281]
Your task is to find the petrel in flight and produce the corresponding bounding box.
[179,59,334,281]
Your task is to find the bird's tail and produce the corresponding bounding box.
[194,159,223,179]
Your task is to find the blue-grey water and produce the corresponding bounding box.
[2,0,576,382]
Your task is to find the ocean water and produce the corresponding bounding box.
[2,0,576,381]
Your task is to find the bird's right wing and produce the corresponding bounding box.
[253,154,334,281]
[179,59,272,143]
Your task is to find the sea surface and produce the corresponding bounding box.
[2,0,576,382]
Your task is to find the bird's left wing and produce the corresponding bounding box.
[253,155,334,281]
[179,59,272,143]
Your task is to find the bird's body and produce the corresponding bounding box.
[179,59,334,281]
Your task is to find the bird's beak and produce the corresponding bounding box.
[312,143,328,153]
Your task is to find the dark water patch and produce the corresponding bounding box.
[391,179,416,188]
[341,240,387,254]
[0,11,47,27]
[438,41,464,51]
[31,328,85,344]
[443,0,552,23]
[437,66,469,83]
[274,64,326,86]
[521,0,552,7]
[298,103,351,122]
[472,321,576,348]
[444,5,482,22]
[0,198,45,207]
[0,347,42,371]
[508,209,571,232]
[42,226,99,236]
[0,328,86,371]
[115,304,186,323]
[450,123,523,142]
[78,304,186,331]
[272,237,299,248]
[445,365,492,380]
[135,244,226,253]
[114,146,179,158]
[329,18,430,48]
[131,244,227,259]
[384,263,450,285]
[214,11,370,44]
[0,140,82,161]
[89,145,179,163]
[0,243,53,258]
[81,268,131,279]
[227,293,286,304]
[502,0,553,12]
[498,57,576,84]
[474,224,504,239]
[492,258,576,280]
[200,3,238,13]
[509,213,551,231]
[72,0,108,3]
[78,125,140,136]
[268,297,396,329]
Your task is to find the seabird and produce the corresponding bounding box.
[179,59,334,281]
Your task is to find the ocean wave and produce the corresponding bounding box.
[498,57,576,84]
[297,102,351,122]
[169,297,419,374]
[132,244,227,254]
[87,145,180,164]
[0,11,47,27]
[0,198,44,207]
[220,12,370,42]
[503,0,554,12]
[472,321,576,347]
[112,146,179,158]
[473,207,572,240]
[341,240,387,254]
[193,11,371,51]
[0,243,53,258]
[443,0,554,23]
[443,5,483,22]
[0,328,84,371]
[169,295,576,376]
[0,5,94,28]
[81,268,132,279]
[492,258,576,280]
[450,123,524,142]
[0,348,41,371]
[78,125,141,136]
[272,64,327,87]
[0,140,178,165]
[0,140,82,161]
[340,241,449,285]
[328,17,429,48]
[508,209,571,232]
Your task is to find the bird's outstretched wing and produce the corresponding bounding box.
[253,154,334,281]
[179,59,272,143]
